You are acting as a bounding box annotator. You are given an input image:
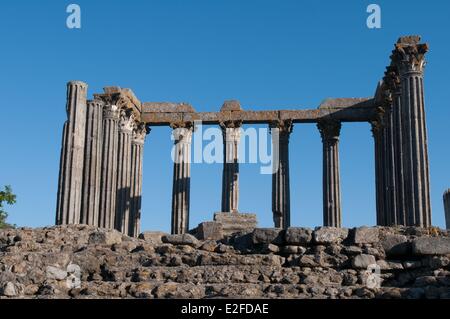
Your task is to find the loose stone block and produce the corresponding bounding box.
[380,233,410,256]
[162,234,199,247]
[213,212,257,235]
[313,227,349,244]
[260,243,280,253]
[412,237,450,255]
[45,266,67,281]
[196,222,223,240]
[138,231,167,245]
[352,254,376,269]
[88,230,123,246]
[252,228,284,245]
[1,282,17,297]
[352,227,379,244]
[285,227,312,246]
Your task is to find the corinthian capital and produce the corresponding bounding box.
[219,120,242,129]
[220,120,242,142]
[390,36,428,75]
[170,122,194,144]
[119,109,135,133]
[383,66,401,94]
[269,119,293,134]
[317,119,341,143]
[370,106,386,137]
[132,122,150,145]
[103,103,120,120]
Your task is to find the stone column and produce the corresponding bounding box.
[318,120,342,227]
[115,109,134,233]
[80,99,103,226]
[383,104,397,225]
[56,81,88,225]
[383,66,407,226]
[270,120,292,229]
[444,190,450,230]
[220,121,242,213]
[392,78,407,226]
[171,123,194,234]
[391,36,432,227]
[371,108,387,226]
[129,123,148,237]
[98,103,120,229]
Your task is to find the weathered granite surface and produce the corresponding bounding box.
[1,225,449,299]
[213,213,257,236]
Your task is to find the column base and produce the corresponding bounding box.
[213,212,258,235]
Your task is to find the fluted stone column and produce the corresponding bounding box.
[220,121,242,213]
[171,123,194,234]
[270,120,292,229]
[129,123,148,237]
[371,108,387,226]
[444,190,450,230]
[385,67,406,226]
[383,103,397,225]
[56,81,88,225]
[99,103,120,229]
[80,99,103,226]
[318,120,342,227]
[391,36,432,227]
[115,109,134,233]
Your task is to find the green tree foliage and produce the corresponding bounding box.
[0,185,16,229]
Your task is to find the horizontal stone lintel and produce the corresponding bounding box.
[142,98,376,125]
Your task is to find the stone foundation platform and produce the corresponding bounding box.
[1,225,450,299]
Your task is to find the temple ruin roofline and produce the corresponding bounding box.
[140,98,376,125]
[87,88,376,125]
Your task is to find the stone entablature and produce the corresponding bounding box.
[56,35,434,237]
[141,98,376,125]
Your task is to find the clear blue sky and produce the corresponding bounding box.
[1,0,449,231]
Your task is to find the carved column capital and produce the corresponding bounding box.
[390,36,428,76]
[318,119,341,143]
[269,119,293,134]
[171,122,194,144]
[133,122,150,145]
[219,120,243,129]
[103,103,120,120]
[384,66,402,96]
[220,120,242,142]
[169,121,195,129]
[370,106,386,137]
[119,109,135,133]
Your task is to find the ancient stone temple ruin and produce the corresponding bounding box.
[56,36,433,236]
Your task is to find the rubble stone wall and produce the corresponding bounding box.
[1,225,449,299]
